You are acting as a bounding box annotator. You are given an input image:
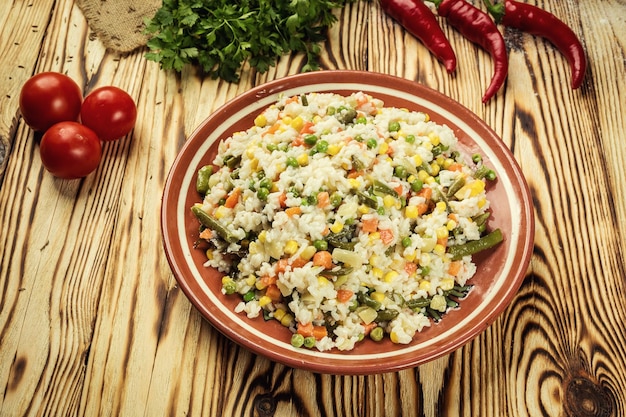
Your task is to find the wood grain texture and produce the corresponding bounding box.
[1,0,625,416]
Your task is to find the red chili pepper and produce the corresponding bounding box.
[435,0,508,103]
[484,0,586,89]
[380,0,457,73]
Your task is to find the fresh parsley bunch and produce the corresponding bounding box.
[144,0,355,82]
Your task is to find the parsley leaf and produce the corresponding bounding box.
[144,0,356,82]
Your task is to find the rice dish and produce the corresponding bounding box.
[191,92,500,351]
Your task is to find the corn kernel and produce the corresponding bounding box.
[422,141,433,151]
[254,114,267,127]
[258,296,272,307]
[440,278,455,291]
[436,156,445,166]
[296,153,309,166]
[446,219,457,230]
[407,175,416,184]
[284,240,298,255]
[222,276,233,285]
[246,146,256,159]
[274,308,286,321]
[413,155,423,166]
[258,230,267,243]
[417,170,430,182]
[290,116,304,131]
[249,241,259,255]
[469,180,485,196]
[435,201,447,212]
[358,204,370,214]
[371,267,384,278]
[318,276,330,286]
[405,205,419,219]
[255,280,267,290]
[404,250,416,262]
[384,271,399,282]
[280,313,294,327]
[383,195,396,208]
[249,158,259,171]
[428,132,440,145]
[246,275,257,286]
[282,116,292,125]
[205,249,214,260]
[425,176,436,185]
[378,141,389,155]
[330,221,344,234]
[300,245,317,261]
[369,254,381,267]
[418,280,431,291]
[313,115,322,123]
[369,232,380,243]
[430,163,440,176]
[424,113,430,122]
[434,244,446,256]
[371,292,386,303]
[213,205,229,220]
[436,226,448,240]
[327,144,341,156]
[442,158,454,169]
[477,198,487,208]
[348,178,361,189]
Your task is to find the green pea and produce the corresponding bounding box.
[303,336,316,348]
[316,140,329,153]
[291,333,305,348]
[243,290,256,302]
[259,177,272,189]
[366,138,377,149]
[356,116,367,124]
[401,236,412,247]
[420,266,431,276]
[257,187,270,201]
[370,326,384,342]
[394,165,407,179]
[411,179,423,192]
[485,170,497,181]
[266,143,278,152]
[405,134,416,144]
[304,134,318,146]
[330,192,342,207]
[327,106,336,115]
[223,280,237,295]
[388,121,401,132]
[286,157,299,168]
[314,239,328,251]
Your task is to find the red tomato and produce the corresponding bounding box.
[40,122,102,179]
[19,72,83,132]
[80,86,137,141]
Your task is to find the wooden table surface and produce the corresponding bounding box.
[1,0,625,416]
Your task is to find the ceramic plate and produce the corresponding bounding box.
[161,71,534,374]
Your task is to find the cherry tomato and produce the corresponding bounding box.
[80,86,137,141]
[40,122,102,179]
[19,72,83,132]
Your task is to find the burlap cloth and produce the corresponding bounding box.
[76,0,161,53]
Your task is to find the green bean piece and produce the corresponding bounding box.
[372,180,399,197]
[376,309,399,322]
[472,212,491,228]
[320,266,354,276]
[191,205,238,243]
[406,297,430,310]
[223,154,242,169]
[300,94,308,106]
[357,292,382,310]
[446,176,466,199]
[448,228,503,260]
[473,165,491,179]
[351,155,365,171]
[223,280,237,295]
[196,165,213,195]
[336,108,357,124]
[370,326,384,342]
[353,189,378,209]
[291,333,305,348]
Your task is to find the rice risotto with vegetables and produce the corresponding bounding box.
[191,92,502,351]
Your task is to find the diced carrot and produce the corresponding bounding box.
[362,322,377,336]
[322,225,330,236]
[355,94,369,108]
[275,259,290,274]
[437,235,448,247]
[313,250,333,269]
[299,121,315,134]
[448,260,463,276]
[285,206,302,217]
[292,136,304,146]
[448,162,464,172]
[265,284,283,302]
[416,202,429,216]
[448,213,458,222]
[379,229,394,245]
[260,275,278,287]
[404,262,417,276]
[263,122,281,136]
[285,95,299,104]
[199,229,213,240]
[312,325,328,340]
[278,192,288,208]
[291,257,308,269]
[336,289,354,303]
[417,187,433,200]
[394,184,404,195]
[297,322,314,337]
[361,217,379,233]
[224,188,242,209]
[347,170,364,179]
[316,191,330,208]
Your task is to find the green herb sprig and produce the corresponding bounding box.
[144,0,355,82]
